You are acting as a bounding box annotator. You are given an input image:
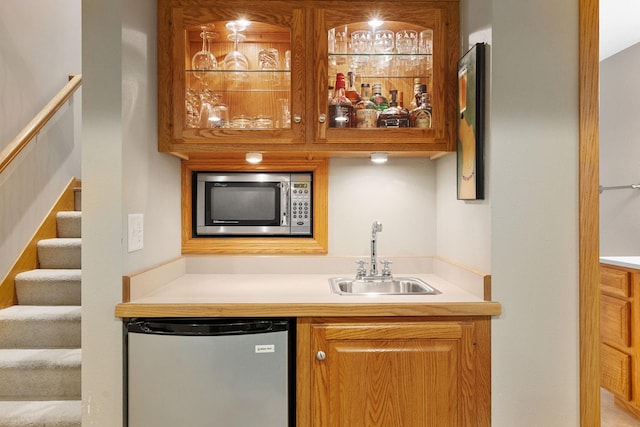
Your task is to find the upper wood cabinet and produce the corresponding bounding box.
[158,0,459,158]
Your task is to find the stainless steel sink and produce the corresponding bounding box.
[329,277,441,296]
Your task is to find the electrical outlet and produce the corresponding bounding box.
[128,213,144,252]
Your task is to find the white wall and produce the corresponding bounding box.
[0,1,81,279]
[329,158,435,257]
[121,1,181,274]
[435,0,492,275]
[81,0,124,424]
[489,0,579,425]
[82,0,182,424]
[599,42,640,255]
[0,0,81,147]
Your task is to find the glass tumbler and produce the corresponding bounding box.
[329,25,348,69]
[373,30,394,74]
[277,98,290,129]
[396,30,418,74]
[230,115,253,129]
[207,94,229,128]
[350,30,372,72]
[253,115,274,129]
[258,48,280,83]
[419,29,433,71]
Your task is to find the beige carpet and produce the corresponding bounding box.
[0,211,81,426]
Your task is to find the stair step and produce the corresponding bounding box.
[0,400,81,427]
[15,269,81,306]
[56,212,81,238]
[0,349,81,399]
[37,238,81,269]
[0,306,81,349]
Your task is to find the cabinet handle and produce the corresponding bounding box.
[316,350,326,361]
[293,114,302,124]
[318,114,326,123]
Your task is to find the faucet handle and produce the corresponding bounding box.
[381,260,393,277]
[355,260,367,279]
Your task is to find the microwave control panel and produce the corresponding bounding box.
[290,174,312,234]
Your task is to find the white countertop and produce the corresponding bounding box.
[116,257,502,318]
[127,273,483,305]
[600,256,640,269]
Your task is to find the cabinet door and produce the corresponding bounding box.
[307,319,488,427]
[158,1,306,153]
[601,343,631,399]
[601,293,631,348]
[313,2,459,151]
[600,265,630,297]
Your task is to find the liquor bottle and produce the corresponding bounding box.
[410,78,422,109]
[423,89,433,121]
[355,83,377,128]
[369,83,389,116]
[398,91,410,116]
[328,73,354,128]
[409,89,432,128]
[419,84,433,126]
[377,89,410,128]
[345,71,361,105]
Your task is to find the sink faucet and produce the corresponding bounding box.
[355,221,391,280]
[370,221,383,276]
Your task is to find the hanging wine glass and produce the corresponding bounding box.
[223,20,249,81]
[191,24,218,87]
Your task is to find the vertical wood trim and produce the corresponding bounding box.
[296,318,312,427]
[579,0,600,425]
[122,276,131,303]
[474,318,492,425]
[483,275,492,301]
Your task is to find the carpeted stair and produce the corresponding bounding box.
[0,210,82,427]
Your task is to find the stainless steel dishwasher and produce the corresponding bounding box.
[125,317,295,427]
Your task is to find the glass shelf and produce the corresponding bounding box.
[328,52,432,58]
[186,69,291,74]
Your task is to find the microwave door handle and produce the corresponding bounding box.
[281,182,289,226]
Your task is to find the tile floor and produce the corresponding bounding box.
[602,388,640,426]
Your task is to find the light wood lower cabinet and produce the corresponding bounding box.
[297,317,491,427]
[600,263,640,418]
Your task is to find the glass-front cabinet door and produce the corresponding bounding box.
[314,3,458,152]
[158,3,306,154]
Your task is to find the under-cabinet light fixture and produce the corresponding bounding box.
[246,152,263,164]
[370,152,388,164]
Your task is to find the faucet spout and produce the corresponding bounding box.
[370,221,383,276]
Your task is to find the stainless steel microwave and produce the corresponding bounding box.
[194,172,312,237]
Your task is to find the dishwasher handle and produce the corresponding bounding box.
[126,318,289,336]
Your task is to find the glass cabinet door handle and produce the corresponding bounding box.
[318,114,326,123]
[293,114,302,124]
